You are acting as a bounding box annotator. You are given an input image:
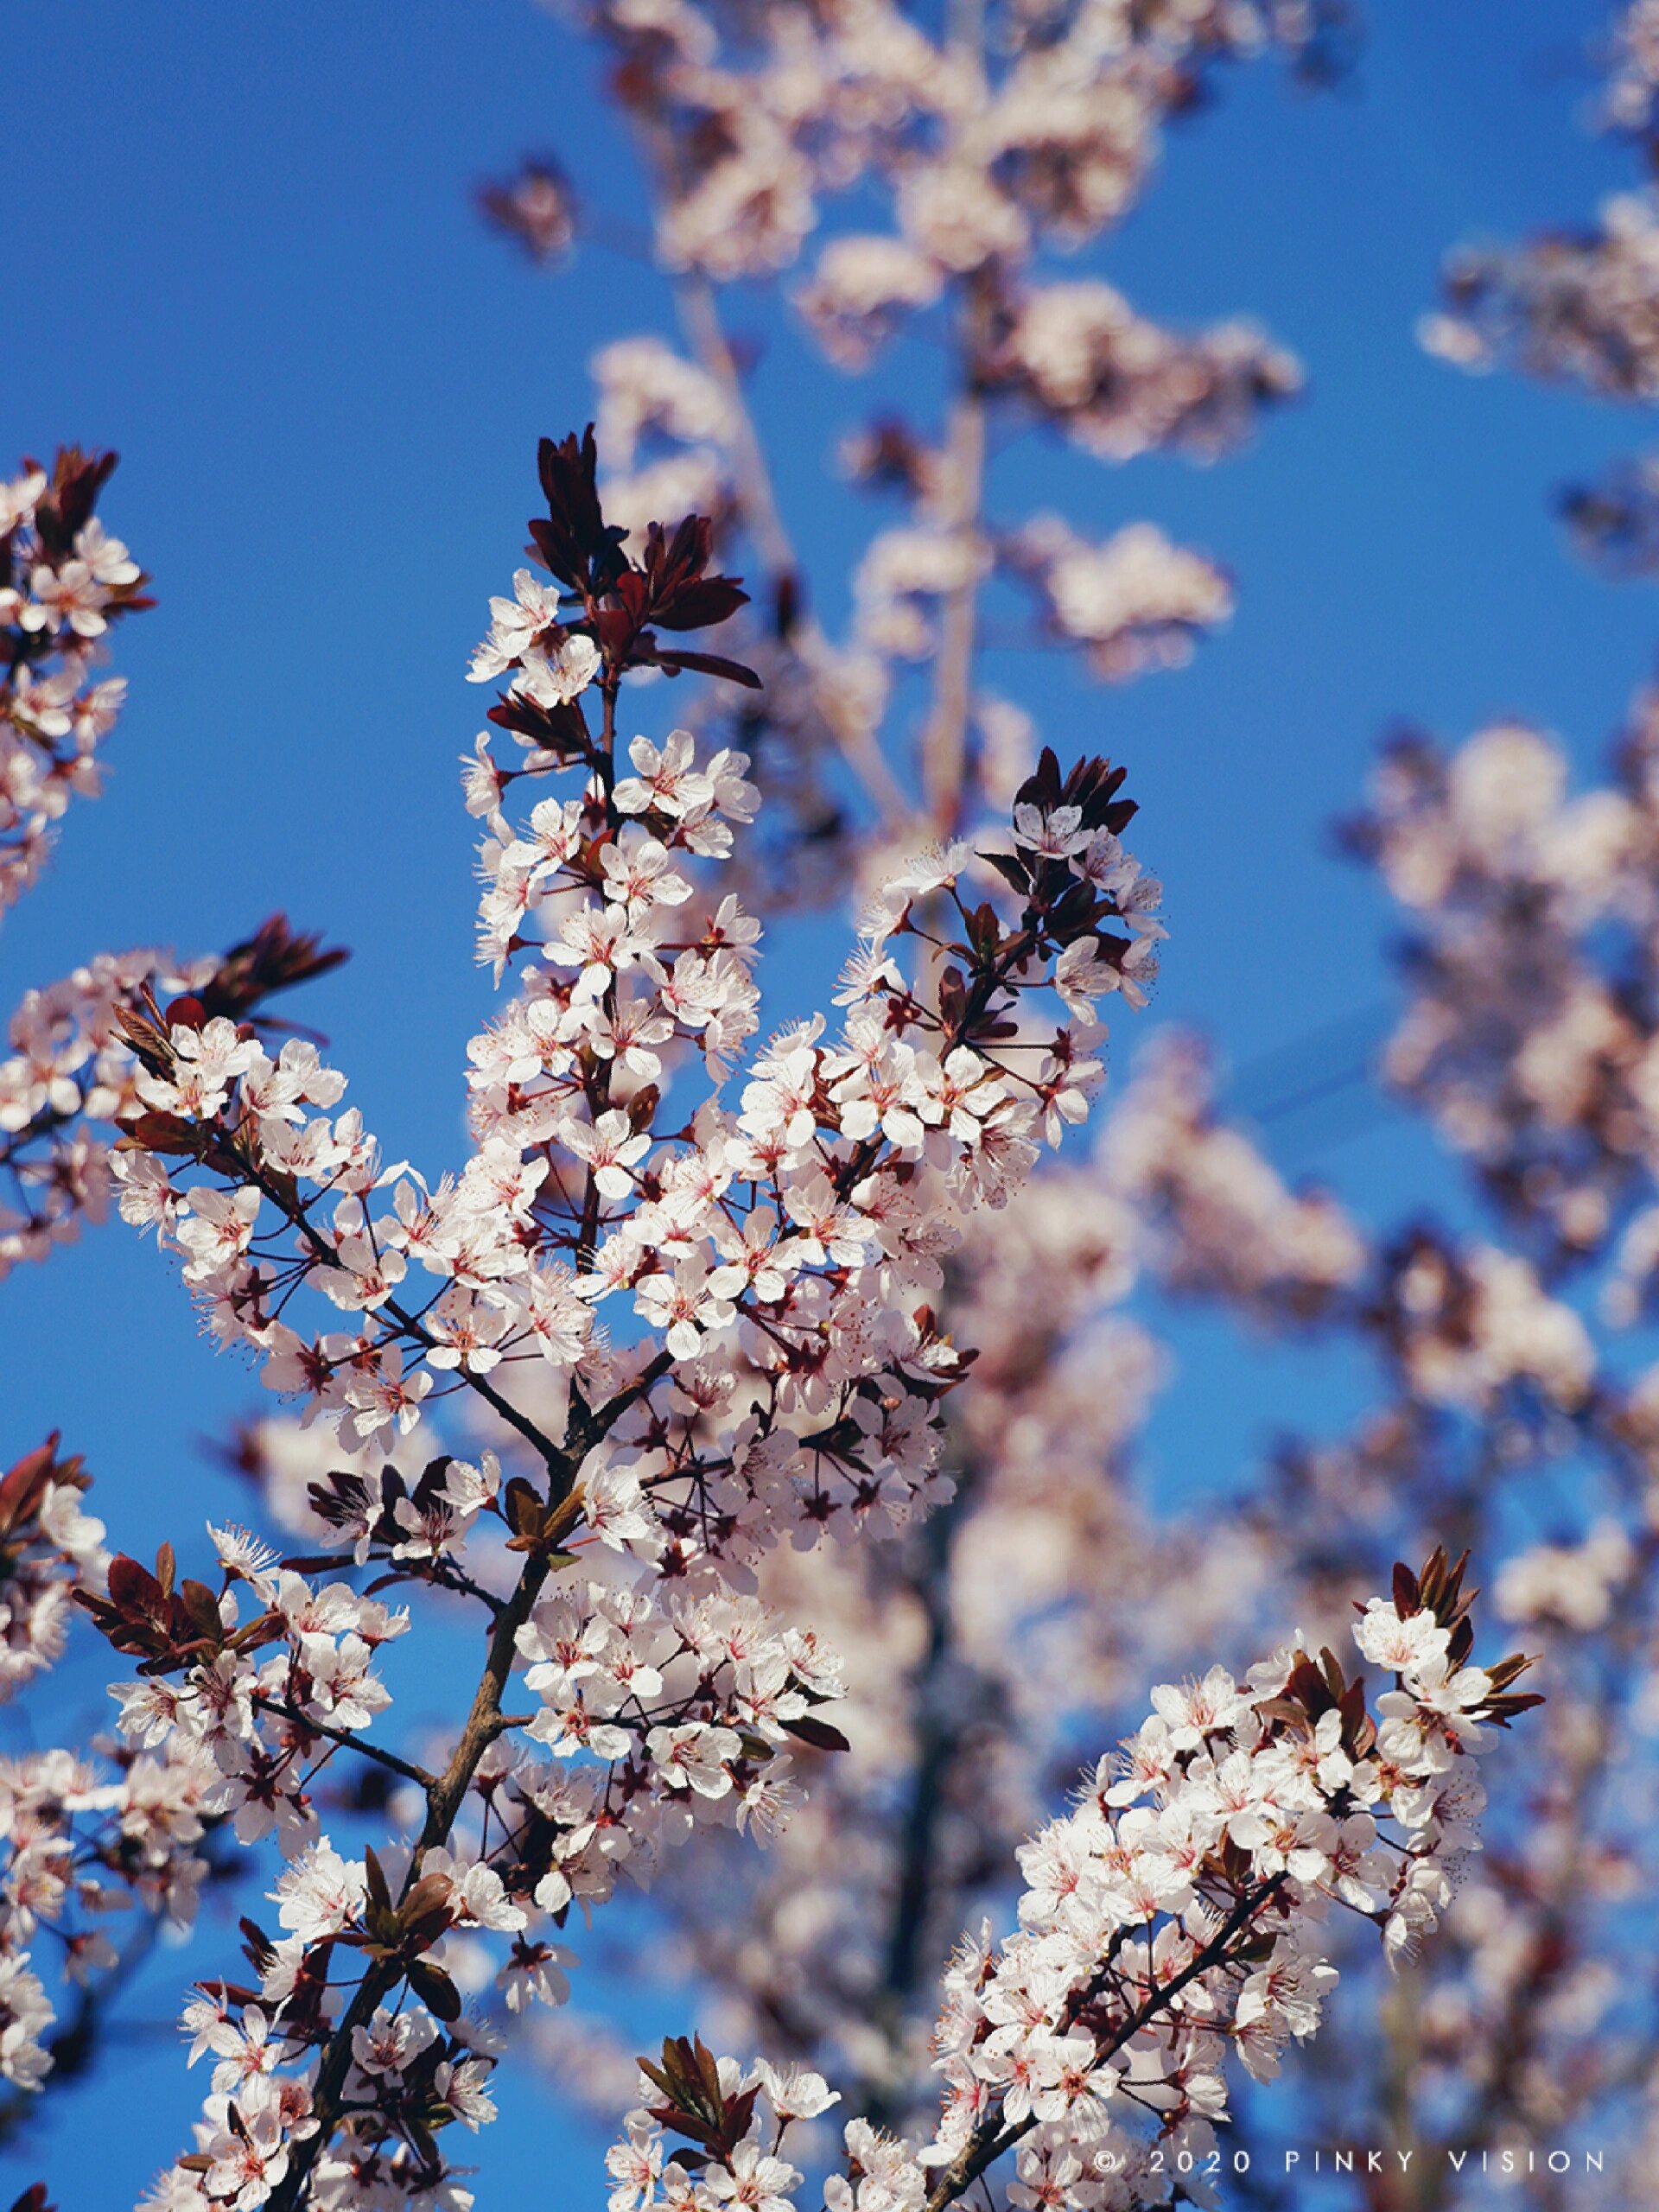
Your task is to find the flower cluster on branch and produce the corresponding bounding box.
[606,1553,1535,2212]
[55,428,1173,2211]
[1,450,147,918]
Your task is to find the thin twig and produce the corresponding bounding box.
[251,1696,435,1791]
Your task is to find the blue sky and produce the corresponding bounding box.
[5,0,1656,2198]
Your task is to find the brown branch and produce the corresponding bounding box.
[670,251,912,829]
[919,296,989,836]
[265,1466,582,2209]
[251,1696,435,1791]
[860,1471,983,2126]
[576,676,621,1274]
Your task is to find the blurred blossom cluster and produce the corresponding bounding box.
[1427,0,1659,586]
[468,0,1335,913]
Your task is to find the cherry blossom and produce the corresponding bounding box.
[0,448,148,916]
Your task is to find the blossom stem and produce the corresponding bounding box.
[671,257,913,827]
[920,302,988,834]
[250,1697,435,1790]
[266,1529,567,2208]
[240,1155,567,1477]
